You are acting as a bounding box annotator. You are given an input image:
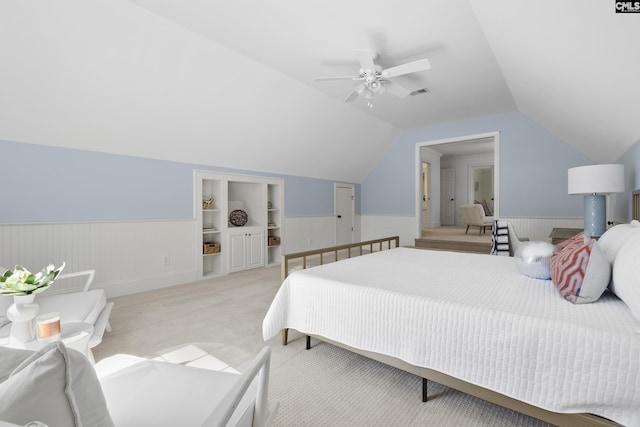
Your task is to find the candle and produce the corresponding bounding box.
[36,312,61,342]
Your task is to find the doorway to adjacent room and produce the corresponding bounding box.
[414,132,499,240]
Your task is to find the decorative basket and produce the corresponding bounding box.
[203,242,220,254]
[268,236,281,246]
[229,209,248,226]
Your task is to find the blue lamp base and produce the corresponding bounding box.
[583,194,606,238]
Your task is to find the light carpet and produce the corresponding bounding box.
[93,265,550,426]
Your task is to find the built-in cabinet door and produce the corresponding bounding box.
[229,228,264,273]
[246,231,264,269]
[229,232,247,273]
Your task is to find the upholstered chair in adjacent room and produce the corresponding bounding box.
[459,204,494,235]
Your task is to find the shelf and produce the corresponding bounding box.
[203,209,221,212]
[203,252,222,257]
[203,229,221,234]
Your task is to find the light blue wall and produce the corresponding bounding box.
[0,140,358,223]
[6,110,628,224]
[361,112,593,218]
[0,140,194,222]
[283,176,334,217]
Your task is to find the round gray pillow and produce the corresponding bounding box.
[514,241,557,280]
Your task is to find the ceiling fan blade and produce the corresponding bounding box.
[344,83,365,102]
[315,76,360,81]
[384,80,411,98]
[382,58,431,78]
[356,49,376,72]
[344,89,360,103]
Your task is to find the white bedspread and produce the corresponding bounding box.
[263,247,640,426]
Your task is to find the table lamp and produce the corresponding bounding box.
[568,164,624,238]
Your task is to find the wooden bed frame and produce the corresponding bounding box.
[279,238,621,427]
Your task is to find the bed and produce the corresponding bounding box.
[262,244,640,427]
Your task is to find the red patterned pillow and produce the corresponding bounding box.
[550,238,610,304]
[555,231,586,251]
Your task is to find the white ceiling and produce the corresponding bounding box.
[0,1,638,182]
[425,137,495,158]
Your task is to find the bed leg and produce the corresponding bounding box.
[281,328,289,346]
[306,335,311,350]
[422,378,428,402]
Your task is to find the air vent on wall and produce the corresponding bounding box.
[410,88,430,96]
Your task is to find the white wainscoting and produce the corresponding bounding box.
[0,216,583,300]
[360,215,584,247]
[0,220,197,298]
[501,217,583,242]
[360,215,416,247]
[284,216,342,254]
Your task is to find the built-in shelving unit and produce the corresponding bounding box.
[195,170,284,280]
[267,183,282,265]
[197,176,225,279]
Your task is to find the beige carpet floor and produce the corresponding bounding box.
[93,265,551,427]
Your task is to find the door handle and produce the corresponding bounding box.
[450,198,454,201]
[337,215,342,218]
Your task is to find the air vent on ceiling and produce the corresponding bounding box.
[409,88,430,96]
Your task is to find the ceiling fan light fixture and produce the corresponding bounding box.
[316,49,431,103]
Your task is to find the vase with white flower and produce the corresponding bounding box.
[1,262,65,343]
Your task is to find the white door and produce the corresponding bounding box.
[441,168,456,226]
[335,184,354,245]
[422,162,430,229]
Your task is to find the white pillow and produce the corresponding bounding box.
[612,232,640,322]
[0,341,114,427]
[514,241,556,279]
[0,345,33,383]
[597,220,640,264]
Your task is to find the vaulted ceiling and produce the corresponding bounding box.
[0,1,638,183]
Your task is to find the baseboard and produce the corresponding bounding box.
[98,268,198,298]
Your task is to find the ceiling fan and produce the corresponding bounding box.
[315,49,431,103]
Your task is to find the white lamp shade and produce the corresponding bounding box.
[568,164,625,195]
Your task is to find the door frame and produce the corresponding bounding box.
[414,131,500,239]
[334,182,355,245]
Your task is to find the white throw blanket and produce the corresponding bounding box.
[263,248,640,426]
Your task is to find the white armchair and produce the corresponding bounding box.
[0,342,274,427]
[459,204,494,235]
